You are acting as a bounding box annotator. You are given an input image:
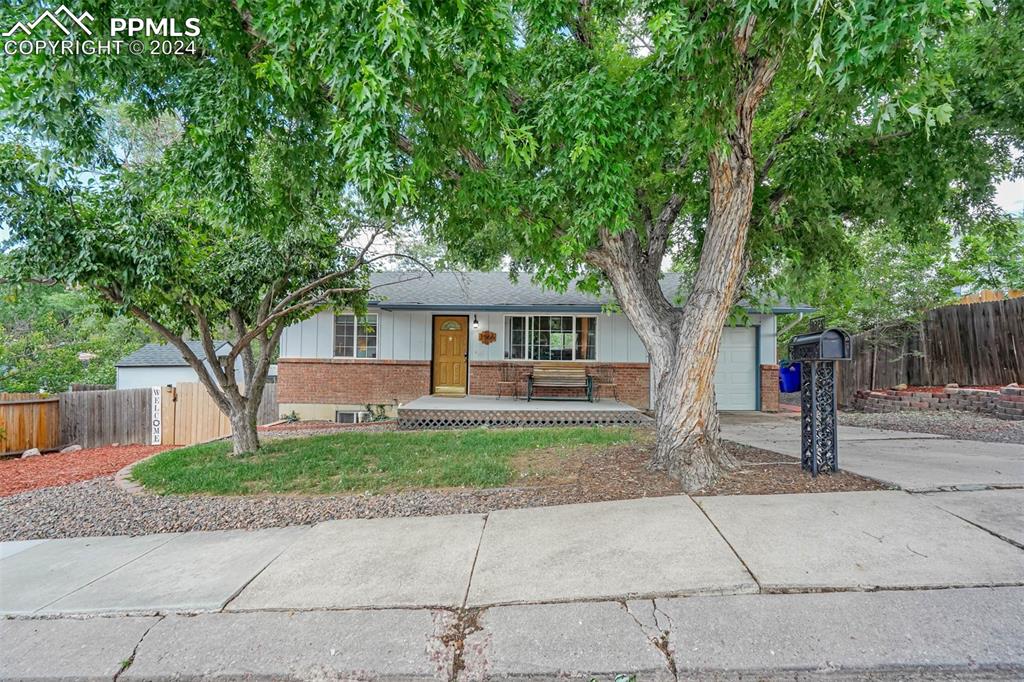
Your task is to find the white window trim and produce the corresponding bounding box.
[502,313,599,362]
[333,312,379,359]
[335,410,371,424]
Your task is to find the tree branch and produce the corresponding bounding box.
[646,193,684,268]
[192,305,234,397]
[760,109,809,176]
[229,307,256,391]
[97,286,233,413]
[572,0,593,48]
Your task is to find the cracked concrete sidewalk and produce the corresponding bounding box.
[3,587,1024,680]
[4,419,1024,679]
[3,486,1024,680]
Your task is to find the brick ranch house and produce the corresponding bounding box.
[277,271,809,421]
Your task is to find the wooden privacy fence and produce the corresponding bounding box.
[837,297,1024,406]
[160,382,279,446]
[0,396,60,455]
[59,388,151,450]
[1,383,279,453]
[69,383,115,392]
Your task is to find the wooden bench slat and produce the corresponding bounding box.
[528,364,593,401]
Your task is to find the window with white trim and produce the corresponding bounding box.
[334,313,378,358]
[503,315,597,361]
[335,410,371,424]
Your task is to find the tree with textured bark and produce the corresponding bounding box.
[232,0,976,489]
[0,1,428,455]
[2,1,1001,483]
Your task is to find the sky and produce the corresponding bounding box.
[994,178,1024,216]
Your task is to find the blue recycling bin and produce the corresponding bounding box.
[779,362,801,393]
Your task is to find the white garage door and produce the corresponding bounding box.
[714,327,757,411]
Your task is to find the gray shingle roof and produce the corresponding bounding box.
[116,340,231,368]
[368,271,812,313]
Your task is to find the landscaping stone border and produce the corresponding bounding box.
[853,383,1024,420]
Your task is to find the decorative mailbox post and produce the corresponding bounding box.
[788,328,852,475]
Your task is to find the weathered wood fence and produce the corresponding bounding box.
[1,382,280,454]
[0,396,60,455]
[69,383,115,392]
[838,297,1024,406]
[59,388,151,450]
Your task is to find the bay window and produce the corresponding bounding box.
[504,315,596,361]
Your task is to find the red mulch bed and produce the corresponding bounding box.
[0,444,173,497]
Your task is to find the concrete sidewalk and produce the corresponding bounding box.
[4,415,1024,679]
[6,492,1024,617]
[3,587,1023,680]
[3,488,1024,679]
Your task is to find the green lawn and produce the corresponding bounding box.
[131,427,638,495]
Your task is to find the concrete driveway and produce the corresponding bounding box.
[721,413,1024,491]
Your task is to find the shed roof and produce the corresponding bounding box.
[116,340,231,368]
[368,271,812,314]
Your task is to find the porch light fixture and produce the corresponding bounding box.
[472,314,480,329]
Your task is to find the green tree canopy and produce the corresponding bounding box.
[0,279,155,393]
[0,10,419,451]
[2,0,1019,483]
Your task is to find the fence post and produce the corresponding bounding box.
[161,385,176,446]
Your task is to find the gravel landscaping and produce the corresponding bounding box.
[0,438,888,540]
[0,462,677,540]
[258,420,397,439]
[840,409,1024,444]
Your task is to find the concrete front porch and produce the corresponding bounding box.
[396,395,651,429]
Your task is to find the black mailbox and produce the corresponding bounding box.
[789,328,852,362]
[788,326,852,477]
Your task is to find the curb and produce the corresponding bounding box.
[113,455,162,496]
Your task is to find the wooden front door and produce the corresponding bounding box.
[432,316,468,395]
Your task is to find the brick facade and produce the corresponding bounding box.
[467,362,651,409]
[852,384,1024,421]
[759,364,780,412]
[277,358,431,407]
[278,359,652,409]
[278,358,781,415]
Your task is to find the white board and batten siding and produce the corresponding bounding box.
[280,310,776,411]
[279,309,657,363]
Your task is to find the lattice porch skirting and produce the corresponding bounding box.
[396,407,652,430]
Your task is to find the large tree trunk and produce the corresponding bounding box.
[597,242,742,492]
[228,402,260,455]
[649,326,739,491]
[589,50,777,491]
